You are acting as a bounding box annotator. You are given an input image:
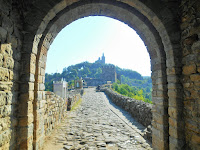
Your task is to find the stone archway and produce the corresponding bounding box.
[18,0,183,150]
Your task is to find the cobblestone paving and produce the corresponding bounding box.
[44,88,152,150]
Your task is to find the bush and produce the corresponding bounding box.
[112,83,152,104]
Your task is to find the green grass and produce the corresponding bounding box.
[70,98,83,111]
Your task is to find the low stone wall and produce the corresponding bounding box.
[67,89,84,110]
[101,88,152,141]
[43,89,83,138]
[44,91,67,136]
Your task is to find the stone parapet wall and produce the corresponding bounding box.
[101,88,152,127]
[101,87,152,141]
[67,89,84,110]
[43,91,67,136]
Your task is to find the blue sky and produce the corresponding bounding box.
[46,16,151,76]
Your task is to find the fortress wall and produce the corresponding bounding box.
[180,1,200,149]
[101,88,152,127]
[67,89,84,110]
[43,89,83,142]
[43,92,67,137]
[0,1,22,149]
[101,87,152,141]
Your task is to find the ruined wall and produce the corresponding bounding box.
[0,0,22,149]
[180,0,200,149]
[44,92,67,136]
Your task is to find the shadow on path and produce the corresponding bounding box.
[100,91,151,145]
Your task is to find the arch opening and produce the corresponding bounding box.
[34,4,168,149]
[18,1,182,149]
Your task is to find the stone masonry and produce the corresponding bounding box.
[101,88,152,128]
[0,0,199,150]
[44,91,67,137]
[101,87,152,141]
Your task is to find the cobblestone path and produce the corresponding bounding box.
[43,88,152,150]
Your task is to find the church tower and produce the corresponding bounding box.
[102,53,105,64]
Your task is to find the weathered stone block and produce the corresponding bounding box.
[6,92,12,105]
[183,82,191,88]
[169,126,180,139]
[0,92,6,106]
[183,64,196,75]
[18,114,34,127]
[0,105,12,117]
[0,67,9,81]
[191,133,200,144]
[0,117,9,131]
[20,82,34,93]
[38,75,43,83]
[196,66,200,74]
[190,74,200,81]
[39,100,46,109]
[0,81,13,91]
[18,124,33,143]
[0,54,3,67]
[191,40,200,51]
[167,75,180,83]
[152,97,167,106]
[153,112,165,125]
[9,70,13,80]
[18,101,33,117]
[19,91,34,102]
[190,90,199,98]
[168,106,182,120]
[185,120,199,133]
[40,68,45,76]
[169,136,185,150]
[0,129,11,147]
[168,89,182,98]
[39,83,45,91]
[36,91,43,100]
[30,63,36,74]
[0,44,12,56]
[152,131,166,150]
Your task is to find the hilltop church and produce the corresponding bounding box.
[95,53,105,64]
[84,53,118,86]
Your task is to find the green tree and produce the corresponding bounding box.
[112,83,152,104]
[94,67,102,78]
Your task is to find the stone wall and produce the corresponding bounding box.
[44,92,67,136]
[101,87,152,140]
[67,89,84,110]
[101,65,117,83]
[180,0,200,149]
[0,1,22,149]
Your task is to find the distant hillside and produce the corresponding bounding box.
[45,61,152,97]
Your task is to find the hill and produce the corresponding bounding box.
[45,61,152,101]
